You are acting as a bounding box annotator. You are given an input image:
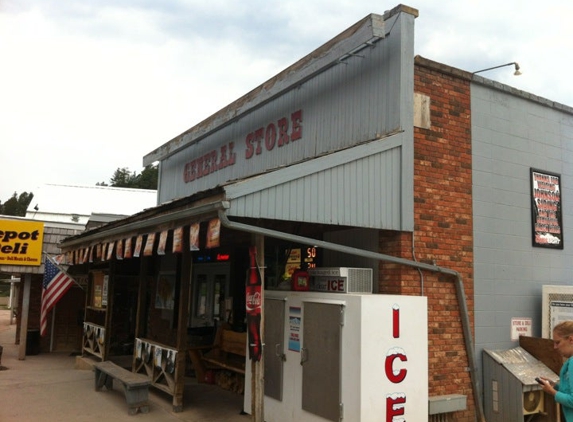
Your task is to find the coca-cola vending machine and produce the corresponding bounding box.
[244,285,428,422]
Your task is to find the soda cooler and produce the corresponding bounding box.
[244,290,428,422]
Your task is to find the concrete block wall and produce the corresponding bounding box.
[471,81,573,357]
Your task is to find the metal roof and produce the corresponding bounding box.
[25,184,157,225]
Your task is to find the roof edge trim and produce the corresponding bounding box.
[143,13,389,166]
[60,200,230,250]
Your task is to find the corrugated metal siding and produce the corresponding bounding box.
[224,137,404,230]
[158,11,413,204]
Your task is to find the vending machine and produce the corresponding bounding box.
[244,286,428,422]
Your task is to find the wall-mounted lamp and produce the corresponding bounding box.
[472,62,521,76]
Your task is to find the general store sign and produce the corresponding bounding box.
[0,220,44,266]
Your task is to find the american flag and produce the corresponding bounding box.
[40,257,75,337]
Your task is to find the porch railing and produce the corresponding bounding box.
[83,322,105,359]
[134,338,178,397]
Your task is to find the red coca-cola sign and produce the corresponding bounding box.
[246,287,262,312]
[246,246,263,361]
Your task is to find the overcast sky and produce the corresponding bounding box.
[1,0,572,203]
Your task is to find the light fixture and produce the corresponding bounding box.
[472,62,521,76]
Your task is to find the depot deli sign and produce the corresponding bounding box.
[0,220,44,266]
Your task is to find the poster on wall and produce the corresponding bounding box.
[531,168,563,249]
[550,301,573,334]
[102,275,109,306]
[288,306,301,352]
[155,272,175,310]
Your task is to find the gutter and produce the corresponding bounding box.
[218,210,486,422]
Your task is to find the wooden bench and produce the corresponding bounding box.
[93,360,151,415]
[188,326,247,382]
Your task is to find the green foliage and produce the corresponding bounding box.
[0,191,34,216]
[110,167,139,188]
[107,165,158,189]
[138,165,159,190]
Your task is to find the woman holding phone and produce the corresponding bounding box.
[538,321,573,421]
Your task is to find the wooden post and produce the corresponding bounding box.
[133,257,149,371]
[18,273,32,360]
[103,262,115,361]
[251,234,265,421]
[173,248,192,412]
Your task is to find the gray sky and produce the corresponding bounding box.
[1,0,572,202]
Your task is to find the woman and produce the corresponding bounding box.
[539,320,573,421]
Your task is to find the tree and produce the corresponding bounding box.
[110,167,139,188]
[0,191,34,216]
[107,165,158,189]
[138,165,158,190]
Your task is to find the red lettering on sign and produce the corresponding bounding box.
[277,117,289,146]
[385,352,408,383]
[386,395,406,422]
[393,305,400,338]
[265,123,276,151]
[183,142,236,183]
[385,304,409,419]
[328,279,345,291]
[245,109,303,160]
[291,109,302,141]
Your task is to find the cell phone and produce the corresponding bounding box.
[535,377,544,385]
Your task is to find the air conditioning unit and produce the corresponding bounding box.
[523,390,544,415]
[308,267,372,294]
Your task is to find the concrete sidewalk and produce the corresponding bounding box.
[0,309,250,422]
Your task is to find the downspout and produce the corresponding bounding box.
[218,210,486,422]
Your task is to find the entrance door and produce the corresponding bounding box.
[53,286,85,352]
[301,302,342,422]
[264,298,286,401]
[190,263,230,327]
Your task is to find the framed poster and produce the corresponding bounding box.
[155,272,176,310]
[531,168,563,249]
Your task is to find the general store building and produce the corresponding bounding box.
[58,5,573,422]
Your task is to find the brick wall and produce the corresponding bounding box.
[379,58,474,420]
[414,59,474,421]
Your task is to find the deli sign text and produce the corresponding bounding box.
[0,220,44,266]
